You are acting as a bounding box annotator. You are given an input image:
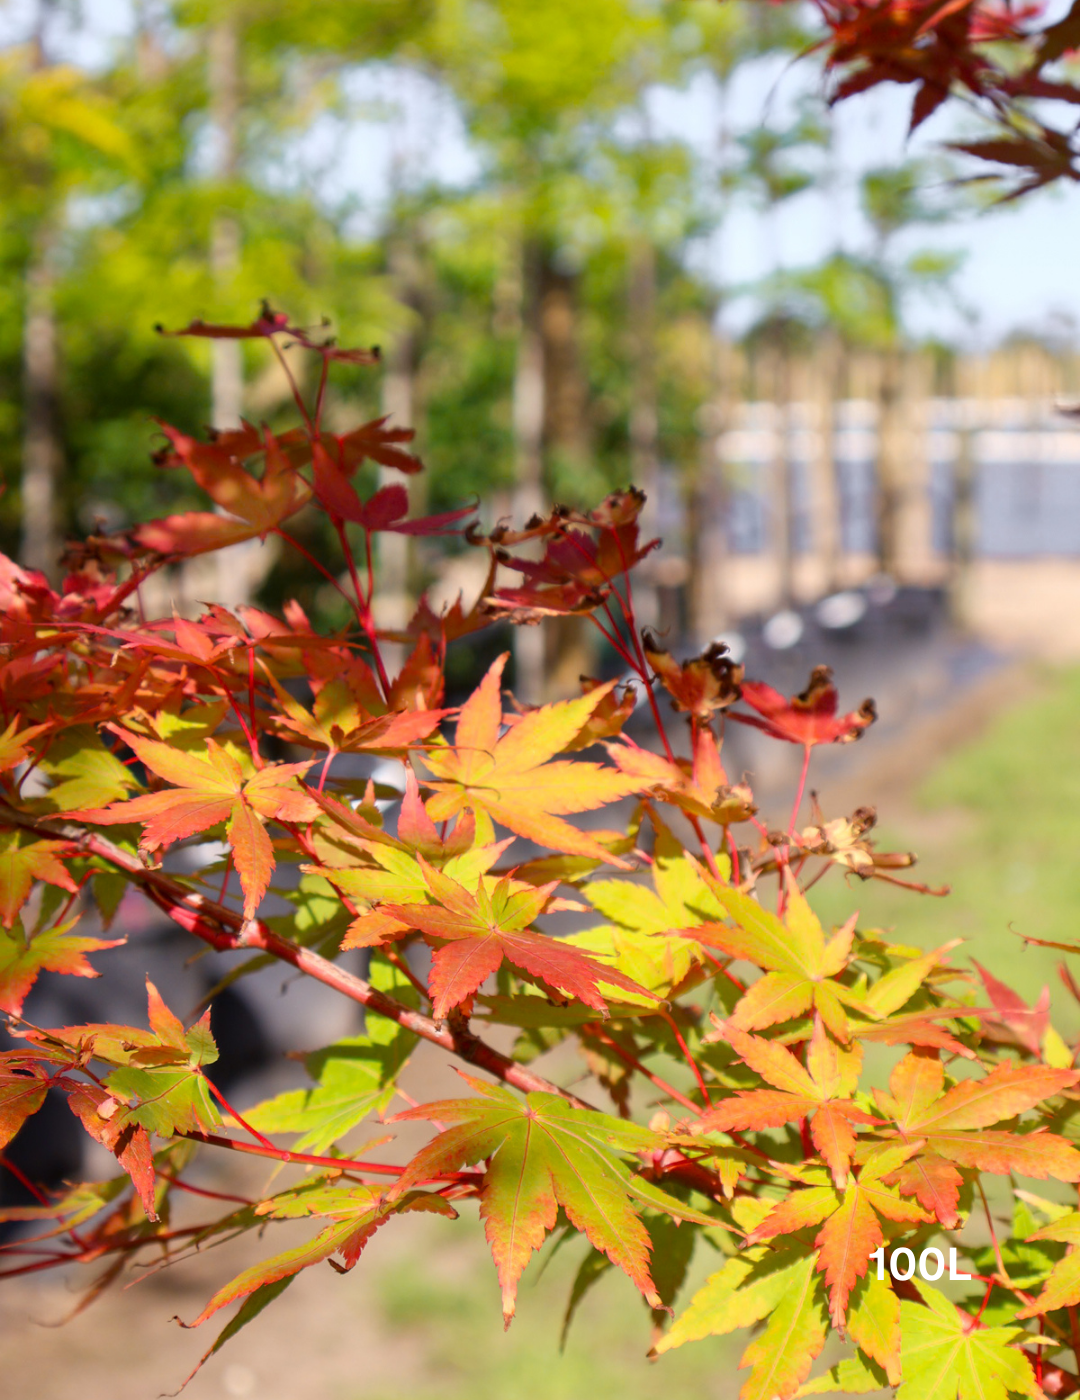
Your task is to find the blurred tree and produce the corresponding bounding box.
[0,5,137,577]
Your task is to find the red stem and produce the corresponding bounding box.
[657,1009,713,1108]
[334,519,392,699]
[154,1168,254,1206]
[274,527,354,606]
[201,1075,279,1153]
[270,336,314,433]
[179,1130,477,1183]
[789,745,812,838]
[585,1025,703,1116]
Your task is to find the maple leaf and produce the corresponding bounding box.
[36,723,141,812]
[0,1059,48,1150]
[477,490,658,623]
[689,874,859,1040]
[608,725,756,826]
[796,1352,888,1397]
[848,1271,903,1386]
[0,829,79,927]
[899,1280,1040,1400]
[17,987,217,1220]
[874,1049,1080,1227]
[567,819,724,995]
[389,1075,714,1324]
[1016,1209,1080,1318]
[739,1254,829,1400]
[0,715,49,773]
[99,981,221,1140]
[244,957,418,1152]
[0,916,122,1016]
[66,1083,158,1221]
[972,959,1051,1055]
[654,1199,810,1356]
[642,632,744,720]
[560,676,637,750]
[261,666,445,755]
[157,305,295,340]
[699,1020,875,1186]
[420,653,646,863]
[187,1186,454,1328]
[69,730,319,917]
[311,825,511,943]
[375,855,650,1019]
[749,1144,930,1328]
[136,423,311,556]
[731,666,876,746]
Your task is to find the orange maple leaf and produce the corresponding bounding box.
[699,1020,875,1186]
[748,1143,930,1327]
[873,1048,1080,1227]
[70,730,319,917]
[420,654,646,864]
[378,855,650,1019]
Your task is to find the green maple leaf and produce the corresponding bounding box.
[244,957,418,1153]
[653,1197,807,1356]
[569,820,726,994]
[848,1271,902,1385]
[389,1075,714,1324]
[1016,1208,1080,1317]
[689,872,860,1040]
[739,1254,830,1400]
[28,982,222,1145]
[0,830,79,929]
[796,1353,888,1397]
[35,725,140,812]
[103,982,220,1138]
[899,1281,1040,1400]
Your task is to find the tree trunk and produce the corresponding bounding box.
[627,239,659,522]
[21,5,63,582]
[20,225,62,581]
[208,15,258,611]
[510,237,546,703]
[209,16,242,432]
[627,237,662,631]
[376,236,427,671]
[688,327,733,643]
[809,329,843,595]
[539,253,596,694]
[769,343,795,610]
[874,346,904,578]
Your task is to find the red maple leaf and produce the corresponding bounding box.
[375,855,650,1019]
[731,665,876,746]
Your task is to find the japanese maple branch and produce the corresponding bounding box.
[0,802,593,1111]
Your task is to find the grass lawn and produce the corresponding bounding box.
[812,663,1080,1037]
